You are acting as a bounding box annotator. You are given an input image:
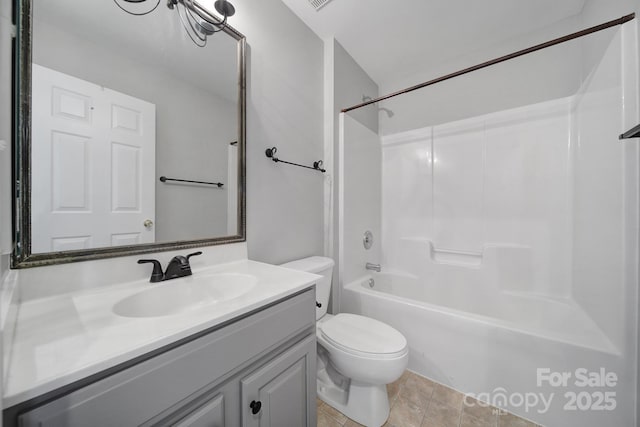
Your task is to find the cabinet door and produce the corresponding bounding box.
[241,336,316,427]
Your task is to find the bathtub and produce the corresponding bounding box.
[340,272,634,427]
[348,272,614,353]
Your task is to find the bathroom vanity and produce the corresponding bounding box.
[4,0,323,424]
[2,261,319,427]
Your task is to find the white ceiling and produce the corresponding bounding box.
[281,0,587,89]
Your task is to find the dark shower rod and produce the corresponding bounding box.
[342,13,636,113]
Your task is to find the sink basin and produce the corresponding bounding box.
[113,273,258,318]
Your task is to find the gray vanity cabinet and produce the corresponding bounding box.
[10,289,317,427]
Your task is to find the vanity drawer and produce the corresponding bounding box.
[16,288,315,427]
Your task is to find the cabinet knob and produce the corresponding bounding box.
[250,400,262,415]
[316,301,322,308]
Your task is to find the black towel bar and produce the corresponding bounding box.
[265,147,325,173]
[159,176,224,187]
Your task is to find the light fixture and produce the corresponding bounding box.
[113,0,236,47]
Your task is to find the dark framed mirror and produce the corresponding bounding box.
[12,0,246,268]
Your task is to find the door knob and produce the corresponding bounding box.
[143,219,154,229]
[250,400,262,415]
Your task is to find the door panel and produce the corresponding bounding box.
[111,104,141,133]
[111,142,141,212]
[241,336,315,427]
[259,359,306,427]
[50,131,91,212]
[52,86,93,122]
[51,236,92,252]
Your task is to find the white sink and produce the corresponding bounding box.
[113,273,258,318]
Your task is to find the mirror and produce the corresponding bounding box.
[13,0,246,268]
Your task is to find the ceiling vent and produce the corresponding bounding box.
[308,0,334,11]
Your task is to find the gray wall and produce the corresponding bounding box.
[331,40,378,311]
[0,0,326,266]
[334,41,379,135]
[231,0,325,264]
[32,20,236,243]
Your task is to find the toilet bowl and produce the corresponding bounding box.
[281,256,408,427]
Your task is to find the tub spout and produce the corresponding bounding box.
[366,263,381,272]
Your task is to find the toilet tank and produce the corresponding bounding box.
[281,256,334,320]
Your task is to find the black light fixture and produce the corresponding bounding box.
[113,0,236,47]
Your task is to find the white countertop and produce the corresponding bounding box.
[3,260,319,407]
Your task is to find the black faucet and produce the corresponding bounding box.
[138,252,203,283]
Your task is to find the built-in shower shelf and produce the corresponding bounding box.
[430,247,483,267]
[400,238,533,273]
[619,124,640,140]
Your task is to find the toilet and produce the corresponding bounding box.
[281,256,408,427]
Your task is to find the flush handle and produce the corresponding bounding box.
[250,400,262,415]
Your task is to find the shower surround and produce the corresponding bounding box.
[339,22,639,427]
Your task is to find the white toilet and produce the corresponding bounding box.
[281,256,408,427]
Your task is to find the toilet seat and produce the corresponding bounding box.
[320,313,407,359]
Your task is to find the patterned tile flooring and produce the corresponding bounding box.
[317,370,542,427]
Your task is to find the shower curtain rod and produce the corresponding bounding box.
[342,13,636,113]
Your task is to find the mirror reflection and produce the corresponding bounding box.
[28,0,243,255]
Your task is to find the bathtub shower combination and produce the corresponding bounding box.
[338,17,639,427]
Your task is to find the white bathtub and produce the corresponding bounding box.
[340,273,634,427]
[349,272,614,353]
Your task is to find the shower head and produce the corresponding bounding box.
[380,107,394,118]
[362,95,395,119]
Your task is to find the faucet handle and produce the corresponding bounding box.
[186,251,203,261]
[138,259,164,283]
[167,252,202,278]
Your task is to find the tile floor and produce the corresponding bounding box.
[316,370,542,427]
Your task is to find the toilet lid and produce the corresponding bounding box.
[320,313,407,356]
